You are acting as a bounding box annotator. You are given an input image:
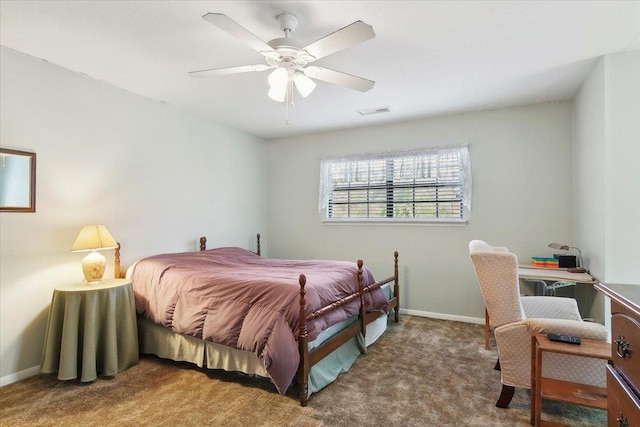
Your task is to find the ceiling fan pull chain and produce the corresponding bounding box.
[285,85,290,126]
[290,78,295,107]
[285,102,290,126]
[285,78,295,126]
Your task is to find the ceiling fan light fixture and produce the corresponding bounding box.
[268,68,288,102]
[268,67,288,87]
[293,72,316,97]
[268,86,287,102]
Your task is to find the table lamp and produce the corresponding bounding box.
[71,225,118,283]
[548,242,583,268]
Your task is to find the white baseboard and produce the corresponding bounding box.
[0,365,40,387]
[399,308,485,325]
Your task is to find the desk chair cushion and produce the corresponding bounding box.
[520,296,583,321]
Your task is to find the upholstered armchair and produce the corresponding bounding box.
[468,240,608,408]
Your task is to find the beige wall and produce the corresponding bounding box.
[0,47,268,383]
[573,49,640,327]
[574,50,640,284]
[267,102,576,322]
[602,50,640,283]
[573,58,606,280]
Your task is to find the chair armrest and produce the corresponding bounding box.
[493,318,609,389]
[493,321,532,388]
[521,296,582,321]
[524,318,609,342]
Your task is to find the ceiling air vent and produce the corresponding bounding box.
[356,106,391,116]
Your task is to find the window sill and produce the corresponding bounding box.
[322,218,468,226]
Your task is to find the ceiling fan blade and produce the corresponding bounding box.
[189,64,271,78]
[301,21,375,61]
[202,13,278,59]
[303,66,375,92]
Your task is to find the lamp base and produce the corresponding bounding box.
[81,251,107,283]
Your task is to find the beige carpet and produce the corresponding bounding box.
[0,316,606,426]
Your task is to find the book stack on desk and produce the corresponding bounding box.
[530,257,559,268]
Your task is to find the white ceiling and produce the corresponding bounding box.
[1,1,639,140]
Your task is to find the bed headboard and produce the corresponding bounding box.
[200,233,261,256]
[115,233,263,279]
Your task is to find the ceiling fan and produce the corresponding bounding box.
[189,13,376,104]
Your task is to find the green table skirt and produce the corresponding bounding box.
[41,281,139,381]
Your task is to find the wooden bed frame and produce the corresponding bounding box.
[114,233,399,406]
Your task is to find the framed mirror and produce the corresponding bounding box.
[0,148,36,212]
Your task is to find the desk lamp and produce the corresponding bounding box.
[71,225,118,283]
[548,242,583,269]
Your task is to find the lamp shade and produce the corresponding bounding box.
[71,225,118,252]
[548,242,569,251]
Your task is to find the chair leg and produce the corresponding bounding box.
[494,358,501,371]
[495,385,515,408]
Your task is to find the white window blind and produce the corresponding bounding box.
[319,146,471,222]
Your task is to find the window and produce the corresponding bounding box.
[319,146,471,222]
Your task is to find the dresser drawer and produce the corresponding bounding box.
[612,300,640,396]
[607,366,640,427]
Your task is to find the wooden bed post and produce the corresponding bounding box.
[114,242,122,279]
[357,260,366,339]
[298,273,309,406]
[256,233,261,257]
[394,251,399,323]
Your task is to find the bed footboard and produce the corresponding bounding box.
[297,251,399,406]
[197,234,400,405]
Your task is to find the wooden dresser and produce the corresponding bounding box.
[595,283,640,427]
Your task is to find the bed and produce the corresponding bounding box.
[114,234,399,405]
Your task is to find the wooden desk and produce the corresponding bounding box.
[41,279,139,381]
[518,266,596,285]
[518,266,597,297]
[530,333,610,427]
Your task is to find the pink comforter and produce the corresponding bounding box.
[131,247,388,394]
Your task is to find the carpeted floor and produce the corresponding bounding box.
[0,316,606,426]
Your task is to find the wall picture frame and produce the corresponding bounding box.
[0,148,37,213]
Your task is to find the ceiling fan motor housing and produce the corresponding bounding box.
[267,14,314,68]
[266,38,315,69]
